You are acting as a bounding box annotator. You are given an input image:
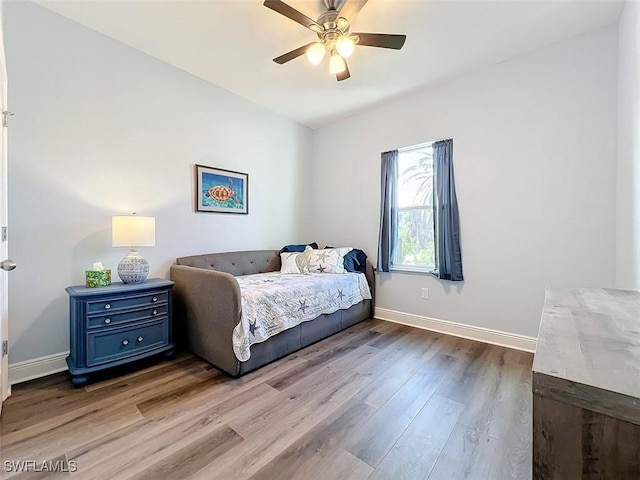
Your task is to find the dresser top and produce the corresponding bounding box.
[533,285,640,421]
[66,278,174,296]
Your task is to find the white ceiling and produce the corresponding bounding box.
[36,0,624,129]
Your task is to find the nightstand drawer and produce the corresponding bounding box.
[87,319,169,367]
[86,290,168,314]
[88,304,168,329]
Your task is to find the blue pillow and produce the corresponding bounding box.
[279,242,318,254]
[324,246,368,273]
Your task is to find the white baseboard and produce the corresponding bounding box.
[374,307,537,353]
[9,351,69,385]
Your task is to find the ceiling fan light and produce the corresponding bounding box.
[336,35,355,58]
[329,52,347,74]
[306,42,326,65]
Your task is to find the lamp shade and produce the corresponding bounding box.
[112,215,155,247]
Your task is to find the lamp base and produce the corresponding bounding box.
[117,248,149,284]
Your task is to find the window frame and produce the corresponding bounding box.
[390,142,436,274]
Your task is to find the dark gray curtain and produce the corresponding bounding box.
[377,150,399,272]
[432,139,463,281]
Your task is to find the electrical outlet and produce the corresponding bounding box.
[421,288,429,300]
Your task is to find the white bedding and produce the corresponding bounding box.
[232,271,372,362]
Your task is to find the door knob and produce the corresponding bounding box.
[0,259,16,271]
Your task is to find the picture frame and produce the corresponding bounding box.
[195,164,248,214]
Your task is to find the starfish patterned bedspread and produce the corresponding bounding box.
[232,271,372,362]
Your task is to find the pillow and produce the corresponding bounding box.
[299,246,352,274]
[345,249,368,273]
[325,246,368,273]
[279,242,319,254]
[280,252,304,274]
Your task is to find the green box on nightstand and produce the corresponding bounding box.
[85,270,111,288]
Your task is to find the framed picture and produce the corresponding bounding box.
[195,164,248,214]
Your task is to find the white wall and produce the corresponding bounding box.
[307,27,618,338]
[616,1,640,290]
[3,2,311,364]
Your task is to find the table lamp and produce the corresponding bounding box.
[112,213,155,283]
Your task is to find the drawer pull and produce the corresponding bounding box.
[137,336,144,342]
[152,296,158,302]
[122,339,129,346]
[152,309,158,316]
[104,303,111,310]
[104,318,111,324]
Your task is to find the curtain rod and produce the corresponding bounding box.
[397,138,452,152]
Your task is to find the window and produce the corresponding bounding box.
[378,138,462,279]
[392,142,435,272]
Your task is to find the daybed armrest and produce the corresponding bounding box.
[170,264,242,375]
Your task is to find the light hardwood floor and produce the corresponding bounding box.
[0,319,533,480]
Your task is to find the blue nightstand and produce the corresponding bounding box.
[66,278,175,387]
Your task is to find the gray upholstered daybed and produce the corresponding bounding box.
[170,249,374,376]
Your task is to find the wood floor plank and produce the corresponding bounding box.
[457,346,525,439]
[3,355,199,416]
[366,323,410,349]
[254,447,373,480]
[367,319,399,333]
[435,340,492,405]
[1,360,214,449]
[354,326,436,376]
[83,351,195,392]
[265,328,380,391]
[518,351,534,367]
[135,369,229,416]
[488,368,533,480]
[3,372,74,403]
[371,394,464,480]
[65,382,279,478]
[304,448,373,480]
[1,356,209,436]
[1,405,144,464]
[428,424,498,480]
[188,371,372,479]
[355,333,453,409]
[228,345,378,438]
[249,398,376,479]
[128,424,243,480]
[343,352,457,467]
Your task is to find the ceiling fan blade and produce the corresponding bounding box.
[273,43,315,64]
[264,0,322,32]
[336,61,351,82]
[353,33,407,50]
[338,0,368,23]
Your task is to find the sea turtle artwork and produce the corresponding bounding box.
[205,178,239,207]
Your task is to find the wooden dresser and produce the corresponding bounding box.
[533,286,640,479]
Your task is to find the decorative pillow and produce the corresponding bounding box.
[299,246,352,274]
[280,252,304,274]
[325,246,368,273]
[279,242,319,254]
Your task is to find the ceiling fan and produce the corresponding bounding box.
[263,0,407,81]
